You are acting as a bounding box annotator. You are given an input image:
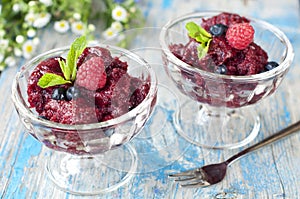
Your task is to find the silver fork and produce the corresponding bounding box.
[169,120,300,188]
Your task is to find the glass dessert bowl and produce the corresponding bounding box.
[159,11,294,149]
[11,42,157,195]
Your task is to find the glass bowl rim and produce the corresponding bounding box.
[11,43,158,131]
[159,10,294,81]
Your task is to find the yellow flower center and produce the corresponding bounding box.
[76,24,83,30]
[26,45,33,53]
[107,31,113,36]
[116,10,123,17]
[60,23,65,28]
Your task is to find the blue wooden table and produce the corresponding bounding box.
[1,0,300,198]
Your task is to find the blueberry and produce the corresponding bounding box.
[265,61,279,71]
[52,87,66,100]
[209,24,228,36]
[66,86,80,101]
[39,115,48,120]
[215,64,227,74]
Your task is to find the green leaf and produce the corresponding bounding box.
[186,22,211,43]
[68,36,87,81]
[186,22,200,38]
[38,36,88,89]
[58,59,70,80]
[186,21,212,60]
[37,73,71,88]
[197,45,206,60]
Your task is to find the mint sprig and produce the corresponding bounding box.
[186,22,212,59]
[37,35,87,89]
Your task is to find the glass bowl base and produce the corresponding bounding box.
[46,144,137,195]
[174,100,260,149]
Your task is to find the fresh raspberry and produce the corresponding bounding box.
[226,23,255,50]
[77,47,113,67]
[76,56,107,90]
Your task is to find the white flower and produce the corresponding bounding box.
[12,3,21,12]
[33,12,51,28]
[0,53,4,63]
[130,7,137,13]
[88,24,96,32]
[28,1,36,7]
[22,40,36,59]
[0,30,5,37]
[4,56,16,67]
[16,35,25,44]
[39,0,53,7]
[25,12,36,25]
[14,48,22,57]
[0,39,9,49]
[102,27,118,40]
[111,21,123,32]
[33,37,40,45]
[27,29,36,38]
[71,21,85,35]
[54,20,70,33]
[73,13,81,20]
[112,6,128,22]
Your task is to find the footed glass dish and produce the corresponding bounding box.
[159,11,294,149]
[11,43,158,195]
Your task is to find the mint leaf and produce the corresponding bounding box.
[186,22,200,38]
[58,59,70,80]
[197,39,211,59]
[37,73,71,88]
[67,36,87,81]
[37,36,88,89]
[186,22,212,59]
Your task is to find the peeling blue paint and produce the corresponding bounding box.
[4,135,42,199]
[162,0,172,9]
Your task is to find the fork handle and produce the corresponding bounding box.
[226,120,300,165]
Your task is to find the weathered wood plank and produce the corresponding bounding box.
[1,0,300,198]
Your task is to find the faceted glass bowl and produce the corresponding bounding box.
[160,11,294,149]
[11,43,158,195]
[160,11,293,108]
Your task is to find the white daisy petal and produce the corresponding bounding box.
[22,40,36,59]
[0,53,4,63]
[112,6,128,22]
[54,20,70,33]
[27,29,36,38]
[16,35,25,44]
[111,21,123,32]
[39,0,53,7]
[33,37,40,45]
[12,4,21,12]
[4,56,17,67]
[0,30,5,37]
[88,24,96,32]
[73,13,81,20]
[102,27,118,40]
[25,12,36,25]
[33,12,51,28]
[71,21,85,35]
[0,39,9,48]
[14,48,23,57]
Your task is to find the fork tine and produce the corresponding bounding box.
[174,176,198,182]
[180,180,210,188]
[169,170,196,178]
